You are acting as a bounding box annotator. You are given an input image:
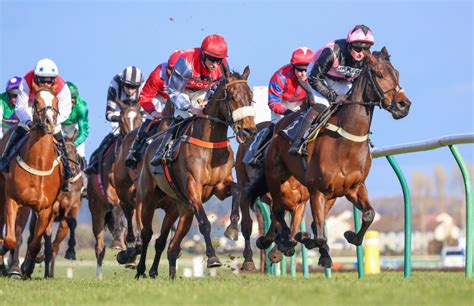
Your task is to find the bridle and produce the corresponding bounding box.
[206,79,255,134]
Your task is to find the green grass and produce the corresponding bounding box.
[0,248,473,306]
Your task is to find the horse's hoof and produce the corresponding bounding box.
[283,247,295,257]
[256,236,272,250]
[344,231,361,246]
[35,254,45,264]
[269,248,282,263]
[110,240,124,250]
[126,248,138,262]
[207,256,222,268]
[64,248,76,261]
[224,225,239,241]
[116,250,129,265]
[318,255,332,268]
[125,262,136,270]
[295,232,311,243]
[149,270,158,279]
[240,261,257,272]
[8,271,22,280]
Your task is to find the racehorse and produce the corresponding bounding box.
[236,121,310,269]
[113,101,174,265]
[136,67,256,279]
[0,84,64,278]
[1,133,83,278]
[87,100,142,278]
[252,48,411,267]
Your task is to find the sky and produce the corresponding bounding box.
[0,0,473,197]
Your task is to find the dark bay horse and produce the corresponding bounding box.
[255,48,411,267]
[87,100,142,278]
[0,85,63,278]
[236,122,310,269]
[136,67,257,279]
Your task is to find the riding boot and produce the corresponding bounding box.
[245,123,274,165]
[84,133,115,175]
[0,125,29,172]
[54,131,74,192]
[125,119,151,169]
[150,128,174,167]
[288,104,326,156]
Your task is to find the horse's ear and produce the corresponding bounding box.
[381,46,390,60]
[115,99,126,110]
[364,49,377,65]
[242,66,250,80]
[31,79,40,93]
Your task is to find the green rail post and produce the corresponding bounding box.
[281,255,287,276]
[353,207,365,278]
[386,155,412,279]
[448,145,472,278]
[301,218,309,278]
[324,225,332,278]
[256,199,273,275]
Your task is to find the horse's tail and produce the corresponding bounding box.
[243,164,268,211]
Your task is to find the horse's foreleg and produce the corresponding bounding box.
[136,197,155,279]
[214,180,239,242]
[22,208,53,279]
[167,210,193,279]
[8,207,30,277]
[297,190,326,249]
[122,202,138,262]
[1,198,19,254]
[65,216,77,260]
[43,216,54,278]
[149,205,178,278]
[189,181,221,269]
[89,197,106,279]
[344,184,374,246]
[240,191,256,272]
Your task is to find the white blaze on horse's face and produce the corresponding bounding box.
[127,110,138,130]
[39,90,55,123]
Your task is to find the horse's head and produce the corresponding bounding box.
[206,66,257,143]
[363,47,411,119]
[116,100,143,135]
[31,82,59,134]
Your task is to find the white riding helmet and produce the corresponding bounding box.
[120,66,143,86]
[34,58,59,77]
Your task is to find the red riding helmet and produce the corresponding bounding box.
[201,34,228,58]
[168,49,184,70]
[290,47,315,66]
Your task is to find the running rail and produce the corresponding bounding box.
[368,133,473,279]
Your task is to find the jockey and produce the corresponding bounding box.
[125,49,184,169]
[0,76,21,138]
[84,66,144,175]
[0,58,74,191]
[289,24,375,155]
[150,34,230,166]
[62,81,89,167]
[244,47,314,165]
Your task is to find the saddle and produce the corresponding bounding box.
[163,119,194,163]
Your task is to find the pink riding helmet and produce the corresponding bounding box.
[347,25,375,45]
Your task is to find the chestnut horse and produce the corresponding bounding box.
[236,121,310,270]
[254,48,411,267]
[136,68,256,279]
[0,85,63,278]
[87,100,142,278]
[113,102,175,265]
[2,133,83,278]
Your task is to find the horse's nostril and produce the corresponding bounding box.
[397,100,408,109]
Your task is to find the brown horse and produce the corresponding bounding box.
[0,85,63,278]
[136,67,256,279]
[1,133,83,278]
[113,102,175,265]
[87,100,142,278]
[252,48,411,267]
[236,121,310,270]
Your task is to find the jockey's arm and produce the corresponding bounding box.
[308,48,338,102]
[168,57,193,111]
[57,85,72,125]
[74,98,89,147]
[268,72,291,115]
[106,80,120,122]
[139,66,163,115]
[15,79,33,126]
